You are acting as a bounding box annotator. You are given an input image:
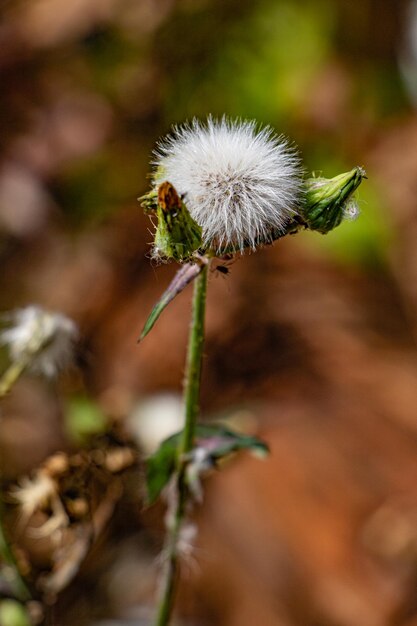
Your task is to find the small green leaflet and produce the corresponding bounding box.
[139,261,206,341]
[145,424,269,505]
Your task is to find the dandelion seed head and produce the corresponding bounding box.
[0,305,77,377]
[153,117,303,252]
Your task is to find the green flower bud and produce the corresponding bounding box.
[302,166,366,234]
[153,182,202,261]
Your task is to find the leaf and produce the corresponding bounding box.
[138,187,158,213]
[145,434,181,505]
[145,424,269,504]
[193,424,270,460]
[139,261,206,341]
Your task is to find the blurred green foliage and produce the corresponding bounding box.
[159,0,335,125]
[0,600,30,626]
[65,396,108,445]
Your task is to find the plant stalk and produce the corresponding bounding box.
[0,360,28,398]
[0,357,32,605]
[0,496,31,602]
[154,261,209,626]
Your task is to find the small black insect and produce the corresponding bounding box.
[214,265,230,276]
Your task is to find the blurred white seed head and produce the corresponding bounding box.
[10,472,56,523]
[153,117,303,252]
[0,305,77,377]
[11,470,69,539]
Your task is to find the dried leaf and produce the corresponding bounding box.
[139,261,206,341]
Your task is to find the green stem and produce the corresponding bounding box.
[180,262,208,457]
[0,360,28,398]
[0,496,31,602]
[154,262,209,626]
[0,361,32,604]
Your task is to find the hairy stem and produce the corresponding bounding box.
[180,262,208,457]
[154,262,209,626]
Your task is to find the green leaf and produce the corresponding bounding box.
[138,187,158,214]
[139,261,205,341]
[145,424,269,504]
[190,424,270,459]
[145,436,178,505]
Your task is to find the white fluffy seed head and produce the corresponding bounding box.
[0,305,77,377]
[153,117,303,252]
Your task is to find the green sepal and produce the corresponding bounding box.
[145,181,202,261]
[302,166,366,234]
[138,188,158,214]
[154,202,202,262]
[139,261,206,341]
[138,166,167,213]
[145,424,269,504]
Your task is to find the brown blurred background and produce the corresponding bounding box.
[2,0,417,624]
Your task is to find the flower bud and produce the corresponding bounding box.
[302,166,366,234]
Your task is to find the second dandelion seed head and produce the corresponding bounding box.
[0,306,77,378]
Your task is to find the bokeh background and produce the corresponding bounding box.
[2,0,417,624]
